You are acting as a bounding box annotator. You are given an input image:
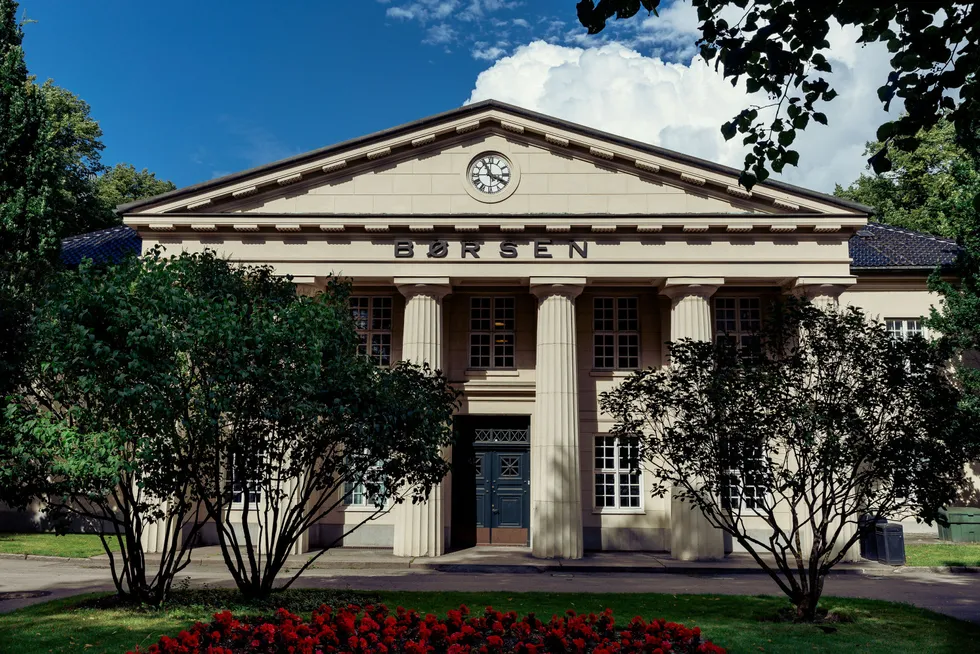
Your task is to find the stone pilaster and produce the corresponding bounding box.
[661,278,727,561]
[530,277,585,559]
[392,278,451,558]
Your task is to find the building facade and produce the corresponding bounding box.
[118,101,958,561]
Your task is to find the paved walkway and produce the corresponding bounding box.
[1,550,978,624]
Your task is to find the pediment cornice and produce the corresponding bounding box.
[121,101,871,220]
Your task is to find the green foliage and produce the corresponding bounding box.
[0,248,459,603]
[95,163,176,210]
[836,120,980,237]
[600,298,979,620]
[164,257,460,598]
[38,80,115,237]
[0,0,61,396]
[575,1,979,190]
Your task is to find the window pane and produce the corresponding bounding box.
[594,334,615,369]
[494,297,515,331]
[470,333,491,368]
[471,297,492,331]
[617,333,639,369]
[595,473,615,507]
[493,332,515,368]
[715,298,737,333]
[594,297,614,331]
[617,297,638,332]
[594,436,615,470]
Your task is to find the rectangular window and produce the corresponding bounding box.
[343,458,385,509]
[886,318,922,340]
[593,297,640,369]
[714,297,761,353]
[469,297,515,369]
[719,441,768,512]
[351,296,393,366]
[594,435,642,510]
[230,455,261,506]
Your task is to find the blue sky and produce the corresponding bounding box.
[20,1,893,192]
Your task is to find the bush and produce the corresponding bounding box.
[130,603,725,654]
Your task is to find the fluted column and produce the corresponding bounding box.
[392,278,451,558]
[661,278,727,561]
[530,277,585,559]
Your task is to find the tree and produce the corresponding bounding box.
[95,163,176,210]
[575,1,979,190]
[164,258,459,598]
[600,299,978,620]
[0,0,60,397]
[38,80,114,236]
[0,253,212,605]
[835,119,980,238]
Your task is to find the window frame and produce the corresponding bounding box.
[350,295,394,367]
[713,296,762,353]
[719,441,770,515]
[592,296,641,370]
[468,296,516,370]
[229,454,262,508]
[592,434,644,514]
[342,457,387,512]
[885,318,923,341]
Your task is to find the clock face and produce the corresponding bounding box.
[469,154,511,194]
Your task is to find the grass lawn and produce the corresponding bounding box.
[0,533,117,559]
[1,589,978,654]
[905,543,980,567]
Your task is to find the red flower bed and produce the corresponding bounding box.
[130,604,725,654]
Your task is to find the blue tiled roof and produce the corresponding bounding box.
[60,225,141,267]
[58,222,957,272]
[848,222,959,270]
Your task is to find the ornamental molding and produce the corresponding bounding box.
[122,106,870,220]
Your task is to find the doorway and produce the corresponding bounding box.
[452,415,530,548]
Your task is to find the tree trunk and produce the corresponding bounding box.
[793,586,823,621]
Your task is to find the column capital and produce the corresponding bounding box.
[659,277,725,301]
[785,276,857,302]
[395,277,452,300]
[529,277,586,300]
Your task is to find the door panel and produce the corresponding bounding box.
[474,451,492,545]
[474,449,530,545]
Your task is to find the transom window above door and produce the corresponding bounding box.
[593,297,639,369]
[351,296,392,366]
[469,297,515,369]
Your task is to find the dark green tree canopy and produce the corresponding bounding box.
[576,1,979,189]
[95,163,176,210]
[836,119,980,238]
[0,0,60,395]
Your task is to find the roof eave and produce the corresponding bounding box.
[118,100,874,216]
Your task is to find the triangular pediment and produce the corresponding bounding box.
[122,101,869,233]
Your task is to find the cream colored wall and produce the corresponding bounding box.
[231,134,758,217]
[578,289,670,550]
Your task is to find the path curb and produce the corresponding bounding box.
[8,552,979,576]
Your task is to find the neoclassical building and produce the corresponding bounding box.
[116,101,957,561]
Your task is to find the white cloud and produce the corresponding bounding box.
[424,23,456,45]
[472,44,507,60]
[466,27,895,192]
[386,0,459,23]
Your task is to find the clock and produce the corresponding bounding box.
[469,154,511,195]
